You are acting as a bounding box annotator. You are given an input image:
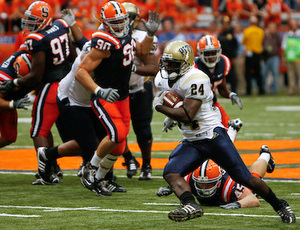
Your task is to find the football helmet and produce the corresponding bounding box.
[21,1,53,32]
[13,53,32,77]
[122,2,139,29]
[100,1,129,38]
[197,35,221,68]
[160,40,194,84]
[192,159,223,198]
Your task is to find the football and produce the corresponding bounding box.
[163,91,183,108]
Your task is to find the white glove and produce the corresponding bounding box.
[153,91,167,111]
[220,201,241,209]
[95,87,120,103]
[229,92,243,110]
[141,11,160,37]
[10,96,30,110]
[61,9,76,26]
[156,186,173,197]
[162,117,177,132]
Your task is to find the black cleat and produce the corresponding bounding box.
[80,162,98,191]
[168,203,204,222]
[139,164,152,180]
[260,145,275,173]
[276,199,296,223]
[93,179,112,196]
[122,156,140,178]
[77,161,86,177]
[105,179,127,192]
[228,118,243,132]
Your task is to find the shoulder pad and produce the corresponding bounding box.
[54,19,69,28]
[91,31,121,51]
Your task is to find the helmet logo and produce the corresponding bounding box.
[41,7,49,18]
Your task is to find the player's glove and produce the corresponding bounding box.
[10,96,30,110]
[61,9,76,26]
[229,92,243,110]
[220,201,241,209]
[153,91,167,111]
[156,186,173,197]
[141,11,160,37]
[0,80,18,94]
[162,117,177,132]
[95,86,120,103]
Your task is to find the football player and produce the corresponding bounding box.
[153,40,295,223]
[75,1,160,196]
[0,47,31,148]
[195,35,243,141]
[119,2,159,180]
[0,1,77,184]
[157,145,276,209]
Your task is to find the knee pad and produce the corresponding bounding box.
[100,153,118,169]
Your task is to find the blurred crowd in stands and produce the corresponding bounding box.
[1,0,300,95]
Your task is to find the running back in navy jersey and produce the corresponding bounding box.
[24,19,72,84]
[91,28,134,100]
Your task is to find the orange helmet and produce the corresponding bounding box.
[192,159,223,198]
[197,35,221,68]
[13,53,32,77]
[100,1,129,38]
[21,1,53,32]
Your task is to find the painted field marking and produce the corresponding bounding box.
[0,171,300,182]
[0,213,41,218]
[266,106,300,112]
[1,205,299,220]
[291,193,300,195]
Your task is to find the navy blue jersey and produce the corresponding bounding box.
[185,170,245,206]
[91,28,135,100]
[24,19,72,84]
[0,46,30,100]
[194,54,231,88]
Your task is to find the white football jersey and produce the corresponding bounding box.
[129,30,158,93]
[57,45,91,107]
[155,67,223,141]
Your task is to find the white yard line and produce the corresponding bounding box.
[0,213,41,218]
[0,205,299,220]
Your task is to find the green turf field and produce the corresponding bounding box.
[0,94,299,229]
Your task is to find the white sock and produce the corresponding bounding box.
[95,167,109,180]
[258,153,270,164]
[90,152,102,167]
[227,127,237,143]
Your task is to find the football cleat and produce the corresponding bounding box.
[37,147,48,174]
[139,164,152,180]
[122,156,140,178]
[80,162,98,191]
[156,186,173,197]
[168,203,204,222]
[228,118,243,132]
[77,160,86,177]
[276,199,296,223]
[32,178,53,185]
[93,178,112,196]
[260,145,275,173]
[105,179,127,192]
[52,160,63,179]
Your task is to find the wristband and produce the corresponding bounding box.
[9,100,14,109]
[94,86,101,95]
[147,34,154,38]
[13,79,19,87]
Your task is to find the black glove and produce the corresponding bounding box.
[230,92,243,110]
[220,201,241,209]
[0,80,17,94]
